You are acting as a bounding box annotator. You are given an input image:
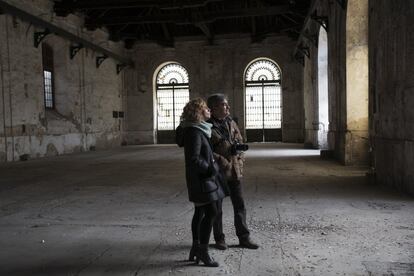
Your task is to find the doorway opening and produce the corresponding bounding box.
[245,58,282,142]
[155,62,189,143]
[318,27,329,149]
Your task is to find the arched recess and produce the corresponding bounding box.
[345,0,369,164]
[244,58,282,142]
[153,62,189,144]
[318,26,329,149]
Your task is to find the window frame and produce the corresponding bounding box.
[155,63,190,131]
[244,59,282,130]
[42,43,55,110]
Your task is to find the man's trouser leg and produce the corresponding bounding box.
[213,198,225,241]
[228,179,250,238]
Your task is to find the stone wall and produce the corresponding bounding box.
[344,0,369,165]
[303,0,369,165]
[303,33,318,149]
[0,0,126,162]
[369,0,414,194]
[125,35,304,144]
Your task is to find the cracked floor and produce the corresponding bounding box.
[0,143,413,275]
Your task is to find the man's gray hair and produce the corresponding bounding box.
[207,93,227,109]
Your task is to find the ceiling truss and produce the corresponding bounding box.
[53,0,310,48]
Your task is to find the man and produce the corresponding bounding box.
[207,94,259,250]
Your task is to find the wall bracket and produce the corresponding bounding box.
[311,11,328,32]
[96,55,108,68]
[70,44,83,59]
[34,29,50,48]
[116,63,127,74]
[298,45,310,58]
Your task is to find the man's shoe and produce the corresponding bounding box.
[239,237,259,249]
[214,240,228,250]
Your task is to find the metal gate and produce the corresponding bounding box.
[156,63,189,143]
[245,59,282,142]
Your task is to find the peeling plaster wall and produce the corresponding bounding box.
[0,0,125,162]
[369,1,414,195]
[303,1,370,164]
[126,36,304,144]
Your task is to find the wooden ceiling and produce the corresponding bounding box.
[53,0,310,48]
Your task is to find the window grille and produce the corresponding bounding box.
[156,63,189,130]
[43,71,53,108]
[245,59,281,129]
[42,44,55,109]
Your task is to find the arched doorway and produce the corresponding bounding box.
[244,58,282,142]
[318,26,329,149]
[155,62,189,143]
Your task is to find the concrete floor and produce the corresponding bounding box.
[0,143,413,276]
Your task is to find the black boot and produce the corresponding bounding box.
[189,240,199,261]
[196,244,219,267]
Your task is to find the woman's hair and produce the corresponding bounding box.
[181,98,208,122]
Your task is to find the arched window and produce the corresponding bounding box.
[245,58,282,142]
[156,63,189,131]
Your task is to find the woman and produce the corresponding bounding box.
[176,98,225,267]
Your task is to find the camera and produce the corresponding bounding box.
[230,142,249,155]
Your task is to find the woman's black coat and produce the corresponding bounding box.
[177,126,225,203]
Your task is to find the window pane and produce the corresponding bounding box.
[157,89,174,130]
[246,86,263,129]
[245,60,280,81]
[43,70,54,108]
[174,88,190,128]
[157,63,189,84]
[264,85,281,128]
[156,63,189,130]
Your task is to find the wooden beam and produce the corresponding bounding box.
[195,22,213,41]
[161,23,172,42]
[85,5,290,26]
[55,0,224,12]
[292,0,318,58]
[251,17,257,37]
[281,14,299,24]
